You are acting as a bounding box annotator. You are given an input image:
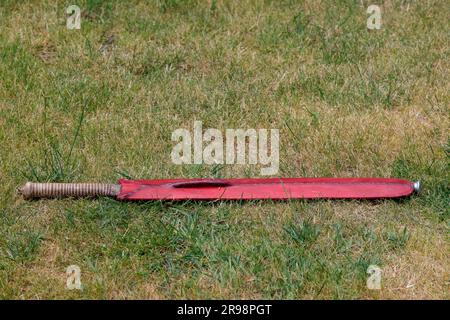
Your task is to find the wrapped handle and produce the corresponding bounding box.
[19,182,120,199]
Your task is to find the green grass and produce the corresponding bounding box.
[0,0,448,299]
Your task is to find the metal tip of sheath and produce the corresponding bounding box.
[413,181,421,193]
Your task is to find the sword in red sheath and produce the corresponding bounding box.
[19,178,420,200]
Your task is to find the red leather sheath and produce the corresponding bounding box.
[117,177,415,201]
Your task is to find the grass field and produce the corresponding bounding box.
[0,0,448,299]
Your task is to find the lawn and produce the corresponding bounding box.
[0,0,448,299]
